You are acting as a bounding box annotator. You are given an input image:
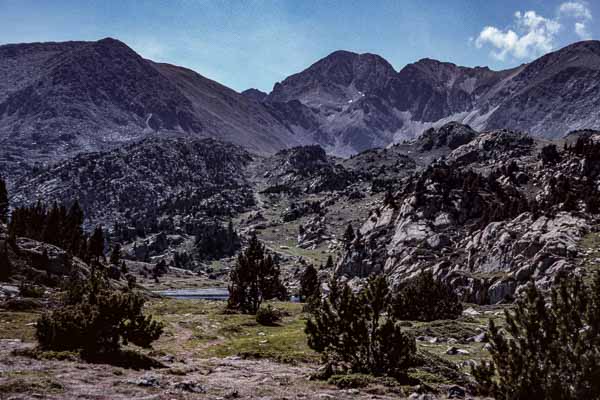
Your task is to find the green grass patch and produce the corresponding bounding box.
[205,302,319,363]
[0,311,39,341]
[0,377,64,395]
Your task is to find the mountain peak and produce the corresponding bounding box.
[266,50,396,105]
[241,88,267,103]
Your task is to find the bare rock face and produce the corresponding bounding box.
[417,122,478,152]
[2,38,600,173]
[297,215,330,249]
[335,129,600,304]
[448,129,534,165]
[241,88,267,103]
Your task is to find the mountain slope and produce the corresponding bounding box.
[262,41,600,155]
[0,38,303,175]
[11,137,255,232]
[2,38,600,168]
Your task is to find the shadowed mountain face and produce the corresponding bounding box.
[1,38,600,172]
[0,38,304,174]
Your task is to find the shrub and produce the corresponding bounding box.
[473,272,600,399]
[540,144,561,165]
[306,276,416,378]
[255,304,282,326]
[36,270,163,357]
[328,374,373,389]
[19,283,44,298]
[391,270,462,322]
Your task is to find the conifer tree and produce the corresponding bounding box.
[36,269,163,356]
[473,272,600,399]
[0,176,8,224]
[343,224,355,247]
[391,270,462,321]
[0,240,11,281]
[306,275,416,377]
[228,234,287,314]
[325,255,334,270]
[299,264,319,302]
[88,226,105,261]
[109,243,122,265]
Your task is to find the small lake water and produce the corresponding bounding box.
[155,287,300,302]
[154,287,229,300]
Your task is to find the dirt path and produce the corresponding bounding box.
[0,340,409,399]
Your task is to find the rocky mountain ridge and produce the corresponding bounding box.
[263,40,600,155]
[2,38,600,175]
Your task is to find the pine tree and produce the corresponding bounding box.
[36,269,163,355]
[227,234,287,314]
[299,264,320,302]
[0,240,11,281]
[325,255,334,270]
[0,176,8,224]
[109,243,122,265]
[305,275,416,377]
[473,273,600,399]
[343,224,355,247]
[88,226,105,261]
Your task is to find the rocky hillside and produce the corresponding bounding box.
[336,127,600,304]
[10,138,255,235]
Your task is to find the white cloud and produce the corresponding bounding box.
[559,2,592,21]
[574,22,591,39]
[475,11,560,61]
[475,2,593,61]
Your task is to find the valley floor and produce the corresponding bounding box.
[0,295,503,399]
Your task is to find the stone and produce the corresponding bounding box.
[131,375,160,387]
[172,381,205,393]
[447,385,466,398]
[446,347,470,355]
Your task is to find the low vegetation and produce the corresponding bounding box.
[35,269,163,359]
[306,276,416,378]
[391,270,463,322]
[473,271,600,399]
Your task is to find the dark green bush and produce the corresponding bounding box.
[19,283,44,298]
[306,276,416,378]
[36,270,163,357]
[391,270,462,322]
[228,234,287,314]
[473,272,600,399]
[255,304,282,326]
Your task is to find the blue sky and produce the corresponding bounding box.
[0,0,597,92]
